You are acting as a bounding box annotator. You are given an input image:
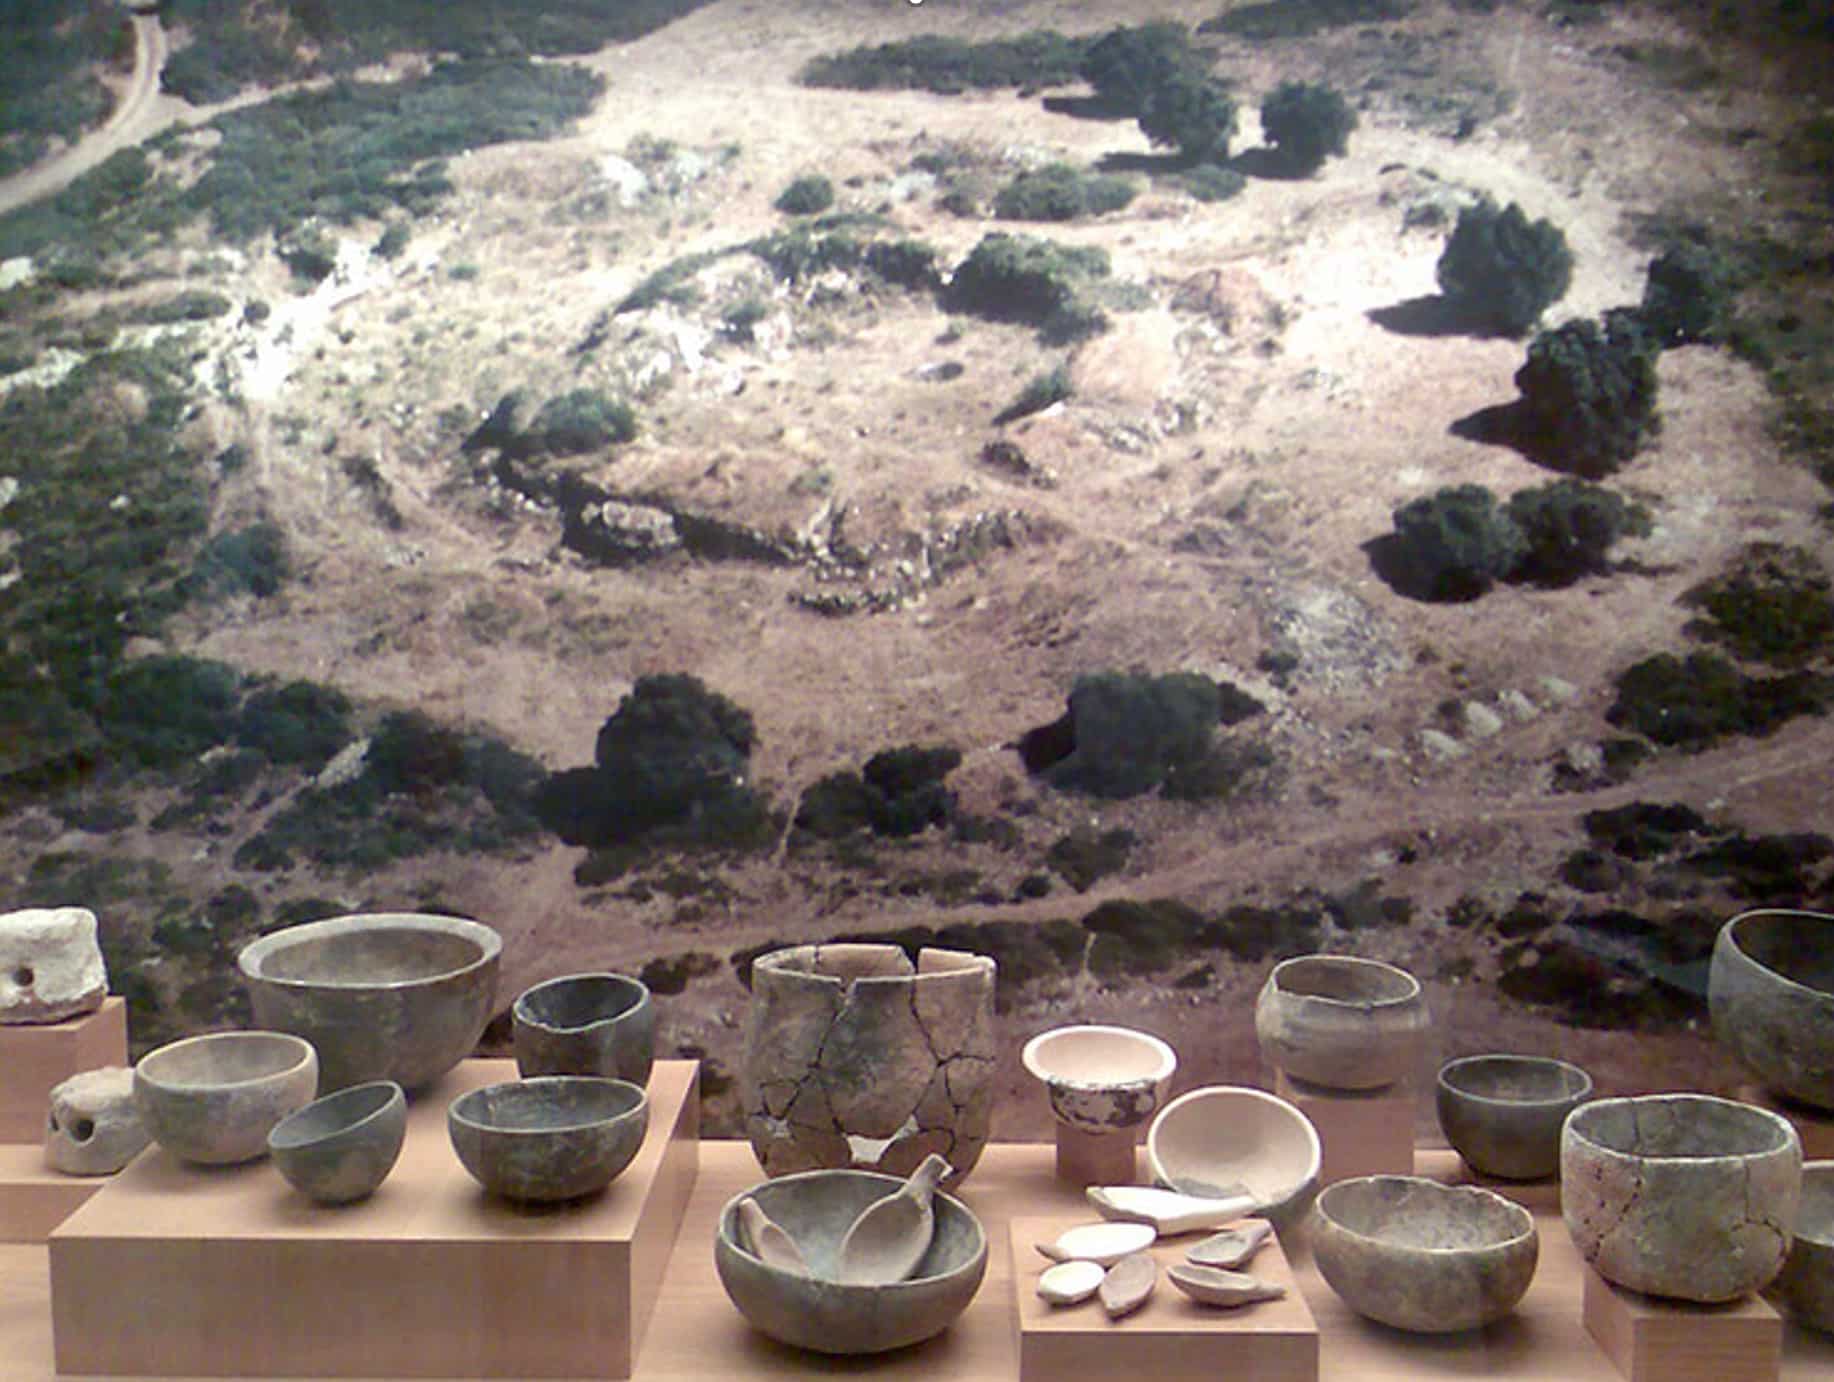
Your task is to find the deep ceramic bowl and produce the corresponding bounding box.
[239,913,501,1093]
[1312,1176,1539,1332]
[1254,954,1431,1091]
[448,1076,647,1202]
[1709,909,1834,1112]
[1021,1024,1177,1135]
[714,1169,988,1354]
[268,1080,407,1204]
[1146,1084,1321,1220]
[1436,1054,1593,1181]
[1563,1094,1802,1302]
[134,1031,319,1166]
[513,973,655,1086]
[1773,1160,1834,1333]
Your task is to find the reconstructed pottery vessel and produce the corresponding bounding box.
[1436,1054,1593,1181]
[1709,909,1834,1112]
[44,1066,148,1175]
[741,944,996,1183]
[1311,1175,1538,1332]
[0,906,106,1024]
[448,1076,648,1202]
[238,913,501,1093]
[268,1080,407,1205]
[133,1031,319,1166]
[1146,1084,1321,1221]
[715,1169,988,1353]
[513,972,655,1087]
[1773,1159,1834,1333]
[1563,1093,1801,1302]
[1254,955,1430,1091]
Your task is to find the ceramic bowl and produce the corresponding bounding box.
[447,1076,647,1202]
[1146,1085,1321,1220]
[1255,954,1431,1091]
[134,1031,319,1166]
[1563,1093,1802,1302]
[714,1169,988,1354]
[1021,1025,1176,1136]
[268,1080,407,1204]
[1312,1175,1539,1332]
[1436,1054,1593,1181]
[1773,1160,1834,1332]
[239,913,501,1093]
[1709,909,1834,1111]
[513,973,655,1087]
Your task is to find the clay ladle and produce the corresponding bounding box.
[835,1154,953,1285]
[738,1196,810,1275]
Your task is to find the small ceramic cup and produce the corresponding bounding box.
[268,1080,407,1205]
[1436,1054,1592,1181]
[512,973,654,1086]
[1022,1024,1176,1185]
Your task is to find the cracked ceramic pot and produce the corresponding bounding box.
[1562,1093,1801,1302]
[513,972,654,1086]
[1436,1054,1593,1182]
[1709,908,1834,1112]
[134,1031,319,1166]
[741,944,996,1185]
[238,913,501,1093]
[1774,1160,1834,1333]
[1022,1025,1176,1185]
[1312,1175,1539,1332]
[1254,954,1430,1091]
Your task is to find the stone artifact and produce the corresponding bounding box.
[1100,1251,1157,1319]
[268,1080,407,1205]
[1035,1221,1157,1266]
[0,907,106,1024]
[1037,1259,1105,1306]
[741,944,996,1183]
[1435,1054,1593,1181]
[1187,1221,1273,1270]
[239,912,501,1094]
[1774,1159,1834,1333]
[1087,1184,1259,1235]
[715,1169,988,1353]
[1021,1024,1177,1185]
[44,1067,148,1176]
[134,1031,319,1166]
[1709,908,1834,1111]
[1311,1175,1538,1332]
[512,972,655,1087]
[1254,954,1431,1091]
[835,1152,951,1285]
[1563,1093,1801,1302]
[1146,1085,1321,1222]
[738,1197,811,1275]
[447,1076,648,1202]
[1165,1263,1287,1308]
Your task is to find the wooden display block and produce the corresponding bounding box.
[48,1058,699,1379]
[0,997,128,1143]
[1011,1215,1318,1382]
[1583,1264,1782,1382]
[1739,1085,1834,1161]
[1415,1146,1563,1213]
[0,1145,104,1244]
[1274,1072,1413,1186]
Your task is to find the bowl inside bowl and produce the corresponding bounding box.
[1147,1085,1320,1213]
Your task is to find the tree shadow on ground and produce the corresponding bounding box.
[1367,294,1493,338]
[1450,399,1584,476]
[1041,94,1127,121]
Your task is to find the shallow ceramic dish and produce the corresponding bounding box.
[1021,1025,1177,1136]
[1312,1176,1538,1332]
[513,972,655,1086]
[134,1031,319,1166]
[1254,954,1430,1091]
[1436,1054,1593,1181]
[1771,1159,1834,1332]
[268,1080,406,1204]
[1563,1093,1801,1302]
[715,1169,988,1354]
[1709,908,1834,1111]
[447,1076,647,1202]
[239,913,501,1093]
[1146,1085,1321,1220]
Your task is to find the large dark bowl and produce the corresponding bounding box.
[1437,1054,1593,1181]
[238,913,500,1093]
[447,1077,647,1202]
[1709,909,1834,1111]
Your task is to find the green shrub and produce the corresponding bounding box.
[993,364,1073,424]
[525,390,637,456]
[747,226,864,284]
[1512,312,1660,478]
[1167,163,1247,202]
[236,681,354,768]
[614,247,735,313]
[774,175,834,215]
[1504,480,1652,587]
[131,291,236,325]
[1681,544,1834,666]
[799,31,1087,93]
[1436,199,1574,337]
[1201,0,1414,42]
[96,657,244,768]
[994,164,1137,222]
[1139,73,1239,164]
[374,223,410,259]
[1026,671,1225,799]
[191,521,289,599]
[946,233,1112,342]
[1259,81,1358,175]
[863,238,943,291]
[1608,652,1833,749]
[721,298,770,342]
[1638,240,1736,348]
[1079,23,1204,115]
[1390,485,1526,601]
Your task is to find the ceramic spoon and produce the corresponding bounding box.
[738,1197,810,1275]
[834,1153,953,1286]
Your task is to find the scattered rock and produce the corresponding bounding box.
[1462,702,1505,739]
[1418,728,1467,761]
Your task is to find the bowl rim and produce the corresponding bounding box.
[448,1076,648,1135]
[512,972,652,1030]
[1266,953,1422,1007]
[268,1080,405,1151]
[1564,1092,1802,1162]
[237,912,502,992]
[136,1031,317,1091]
[750,942,993,991]
[1436,1054,1594,1107]
[1720,908,1834,1002]
[1020,1024,1177,1090]
[1315,1174,1537,1254]
[1798,1160,1834,1249]
[1146,1083,1322,1204]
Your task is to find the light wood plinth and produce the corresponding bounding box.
[48,1058,699,1379]
[0,1145,103,1244]
[0,997,128,1143]
[1738,1085,1834,1160]
[1050,1124,1140,1187]
[1012,1214,1318,1382]
[1274,1072,1414,1186]
[1582,1265,1781,1382]
[1415,1146,1563,1213]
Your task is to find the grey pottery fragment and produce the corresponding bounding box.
[741,944,996,1184]
[1100,1251,1157,1318]
[1709,909,1834,1111]
[268,1081,407,1205]
[1563,1094,1801,1303]
[44,1067,148,1175]
[1187,1221,1274,1270]
[1254,954,1430,1091]
[1774,1160,1834,1333]
[1436,1054,1593,1181]
[1087,1184,1258,1235]
[1166,1263,1287,1308]
[0,907,106,1024]
[134,1031,319,1166]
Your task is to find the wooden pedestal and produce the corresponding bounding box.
[1583,1265,1782,1382]
[1011,1215,1318,1382]
[1274,1073,1414,1186]
[0,1145,104,1244]
[1738,1085,1834,1160]
[1052,1123,1140,1187]
[1416,1146,1563,1213]
[48,1058,699,1379]
[0,997,128,1143]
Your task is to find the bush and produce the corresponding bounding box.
[1024,671,1225,799]
[994,164,1137,222]
[1638,240,1736,348]
[1259,81,1357,175]
[525,389,637,456]
[1389,485,1526,601]
[96,656,244,768]
[1681,544,1834,667]
[236,681,354,768]
[1079,23,1203,115]
[1167,163,1247,202]
[799,31,1087,93]
[993,364,1072,424]
[721,298,769,343]
[1435,199,1574,336]
[1139,73,1239,164]
[1201,0,1414,41]
[131,291,235,325]
[1512,312,1660,478]
[774,175,834,215]
[863,238,942,291]
[1608,652,1833,749]
[191,522,289,600]
[1504,480,1652,587]
[946,233,1112,342]
[374,223,410,259]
